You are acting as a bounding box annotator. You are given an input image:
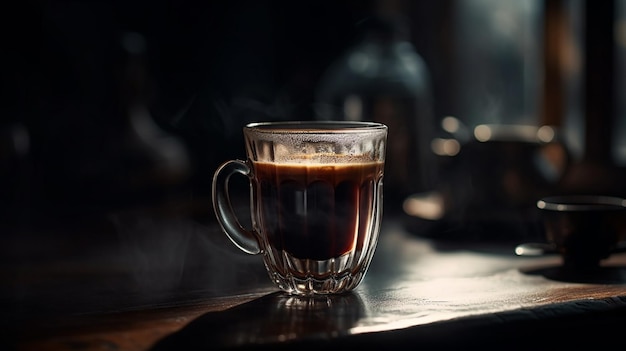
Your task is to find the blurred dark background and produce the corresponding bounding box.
[3,0,626,222]
[3,0,376,220]
[3,0,444,219]
[2,0,626,321]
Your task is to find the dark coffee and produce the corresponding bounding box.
[252,159,384,260]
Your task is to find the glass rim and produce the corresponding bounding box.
[245,121,387,133]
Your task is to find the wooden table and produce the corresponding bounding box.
[4,206,626,351]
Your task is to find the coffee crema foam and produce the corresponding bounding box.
[254,154,382,165]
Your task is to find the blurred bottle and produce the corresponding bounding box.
[0,123,31,227]
[315,12,436,213]
[66,31,191,210]
[111,32,191,205]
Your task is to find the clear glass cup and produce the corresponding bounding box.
[212,121,387,295]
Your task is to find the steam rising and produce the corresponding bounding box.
[109,210,265,295]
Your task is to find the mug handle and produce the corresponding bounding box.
[212,160,262,255]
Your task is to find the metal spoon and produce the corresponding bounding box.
[514,242,558,256]
[515,242,626,257]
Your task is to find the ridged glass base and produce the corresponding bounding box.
[263,252,371,295]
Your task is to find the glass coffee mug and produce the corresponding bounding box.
[212,121,387,295]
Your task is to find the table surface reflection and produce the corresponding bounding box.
[5,210,626,351]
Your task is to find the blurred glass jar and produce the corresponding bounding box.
[426,122,571,242]
[315,14,436,212]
